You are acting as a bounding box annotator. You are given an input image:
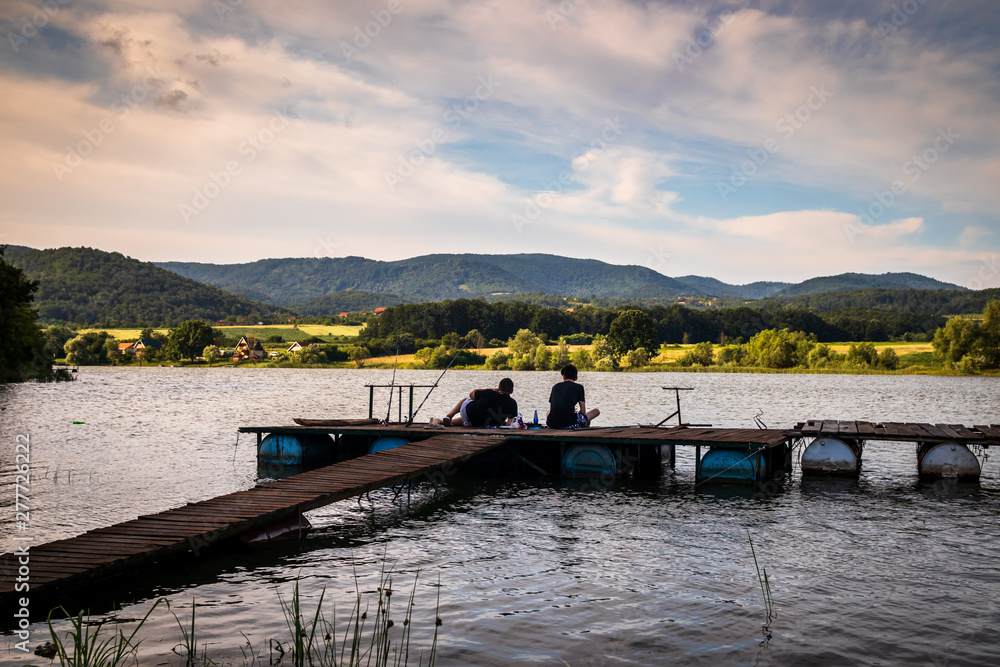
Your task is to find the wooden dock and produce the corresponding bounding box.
[0,433,505,607]
[790,420,1000,444]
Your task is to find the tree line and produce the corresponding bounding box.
[360,299,944,347]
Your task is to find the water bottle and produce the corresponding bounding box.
[517,413,525,429]
[533,410,538,424]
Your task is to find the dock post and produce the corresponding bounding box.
[695,444,701,482]
[368,386,374,419]
[409,386,414,422]
[670,444,676,469]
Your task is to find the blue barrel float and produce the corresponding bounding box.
[369,437,409,453]
[258,433,335,465]
[698,447,766,484]
[562,444,616,477]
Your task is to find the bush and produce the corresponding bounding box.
[267,334,284,343]
[846,342,878,367]
[677,341,714,367]
[573,348,593,370]
[877,347,899,370]
[716,345,745,366]
[624,348,650,367]
[485,350,510,370]
[511,356,535,371]
[594,356,618,371]
[560,333,593,345]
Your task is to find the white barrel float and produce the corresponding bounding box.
[918,442,981,480]
[258,433,335,465]
[801,437,861,475]
[698,447,766,484]
[562,444,616,477]
[370,436,409,454]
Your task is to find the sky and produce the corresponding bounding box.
[1,0,999,288]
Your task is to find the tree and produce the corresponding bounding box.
[980,299,1000,368]
[0,246,51,382]
[607,310,659,359]
[350,345,371,368]
[932,318,980,366]
[846,342,878,367]
[64,332,112,365]
[43,325,75,359]
[203,345,221,366]
[508,329,542,358]
[166,320,216,361]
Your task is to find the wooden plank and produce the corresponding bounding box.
[935,424,964,439]
[857,422,877,436]
[916,423,949,439]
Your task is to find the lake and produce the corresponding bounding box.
[1,367,999,665]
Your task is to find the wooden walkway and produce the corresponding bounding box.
[791,420,1000,445]
[0,434,505,605]
[241,424,792,448]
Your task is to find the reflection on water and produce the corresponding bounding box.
[1,368,999,665]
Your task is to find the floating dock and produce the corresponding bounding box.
[0,434,504,609]
[3,417,997,612]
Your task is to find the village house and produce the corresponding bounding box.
[233,336,266,360]
[286,341,312,353]
[118,338,162,357]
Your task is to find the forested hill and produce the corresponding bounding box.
[773,272,961,296]
[761,287,1000,314]
[7,247,293,326]
[156,253,964,306]
[156,254,695,306]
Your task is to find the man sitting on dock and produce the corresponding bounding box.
[443,378,518,427]
[547,364,600,429]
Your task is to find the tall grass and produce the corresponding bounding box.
[45,598,167,667]
[45,565,441,667]
[747,529,775,637]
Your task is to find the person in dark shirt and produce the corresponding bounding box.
[547,364,600,429]
[443,377,518,427]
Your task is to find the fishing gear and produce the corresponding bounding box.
[385,346,400,422]
[406,339,471,426]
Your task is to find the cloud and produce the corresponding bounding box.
[0,0,996,288]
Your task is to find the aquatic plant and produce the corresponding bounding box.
[45,598,167,667]
[747,529,774,623]
[170,598,198,665]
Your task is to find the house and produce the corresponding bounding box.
[374,307,387,315]
[286,341,312,353]
[338,312,351,318]
[234,336,266,360]
[119,339,162,357]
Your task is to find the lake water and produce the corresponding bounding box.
[1,368,999,665]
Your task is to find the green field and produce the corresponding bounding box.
[79,324,362,342]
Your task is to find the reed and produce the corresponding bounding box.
[45,598,167,667]
[170,598,198,665]
[746,529,774,621]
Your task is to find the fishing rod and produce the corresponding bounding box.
[406,339,470,426]
[385,346,400,422]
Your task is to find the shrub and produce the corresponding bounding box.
[485,350,510,370]
[624,348,650,368]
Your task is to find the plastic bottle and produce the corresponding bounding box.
[533,410,538,424]
[517,413,525,429]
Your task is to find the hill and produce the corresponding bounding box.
[158,253,967,307]
[7,247,294,326]
[760,287,1000,314]
[773,272,962,297]
[672,275,790,299]
[156,253,693,306]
